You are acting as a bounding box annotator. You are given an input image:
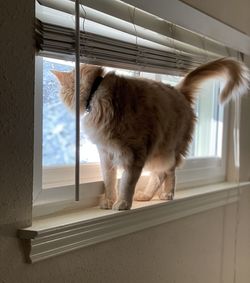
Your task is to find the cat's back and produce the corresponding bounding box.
[84,72,195,161]
[114,75,191,116]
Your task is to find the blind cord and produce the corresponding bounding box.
[75,0,80,201]
[80,3,87,59]
[129,7,139,67]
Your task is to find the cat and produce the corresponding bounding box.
[52,58,249,210]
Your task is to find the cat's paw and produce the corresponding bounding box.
[159,191,174,201]
[112,200,131,210]
[100,198,115,209]
[134,191,152,201]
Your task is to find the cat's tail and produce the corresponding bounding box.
[176,57,250,104]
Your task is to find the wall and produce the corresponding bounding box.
[0,0,34,269]
[0,1,250,283]
[181,0,250,36]
[2,196,250,283]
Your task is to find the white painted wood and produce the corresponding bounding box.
[33,57,43,201]
[19,182,250,263]
[33,159,226,217]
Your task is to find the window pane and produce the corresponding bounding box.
[43,57,101,166]
[42,57,222,169]
[189,80,222,158]
[43,58,75,166]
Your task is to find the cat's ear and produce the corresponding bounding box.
[51,70,73,87]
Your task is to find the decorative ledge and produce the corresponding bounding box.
[18,182,250,263]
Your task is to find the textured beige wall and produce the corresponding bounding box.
[1,190,250,283]
[0,1,250,283]
[0,1,34,237]
[181,0,250,36]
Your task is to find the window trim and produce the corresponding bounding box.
[33,56,229,217]
[22,182,250,263]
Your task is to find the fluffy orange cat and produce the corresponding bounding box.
[52,58,249,210]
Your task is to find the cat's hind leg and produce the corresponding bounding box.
[113,164,143,210]
[134,172,167,201]
[158,168,176,200]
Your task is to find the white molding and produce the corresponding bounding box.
[19,182,250,263]
[33,57,43,201]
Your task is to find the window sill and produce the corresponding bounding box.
[18,182,250,263]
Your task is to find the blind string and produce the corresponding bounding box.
[202,36,208,63]
[129,7,140,68]
[74,1,89,201]
[75,0,80,201]
[173,24,182,69]
[80,4,87,59]
[170,23,178,70]
[226,45,231,57]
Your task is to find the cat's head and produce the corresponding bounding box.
[52,64,104,113]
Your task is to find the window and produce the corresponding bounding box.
[42,57,223,166]
[33,0,235,217]
[33,54,228,216]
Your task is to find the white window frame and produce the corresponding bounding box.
[33,55,229,217]
[18,0,250,264]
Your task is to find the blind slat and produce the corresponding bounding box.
[38,0,238,58]
[37,0,223,59]
[38,21,207,74]
[36,0,239,75]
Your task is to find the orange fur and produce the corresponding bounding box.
[53,57,249,210]
[177,57,249,103]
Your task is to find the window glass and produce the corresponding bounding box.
[43,58,74,166]
[42,57,222,168]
